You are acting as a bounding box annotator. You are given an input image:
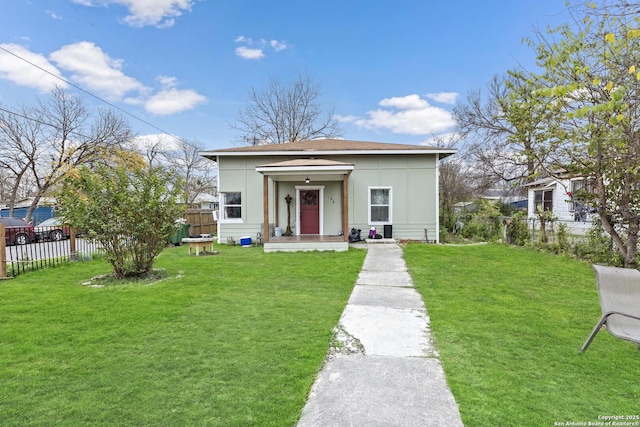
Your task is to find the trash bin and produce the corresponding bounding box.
[170,223,190,245]
[383,224,392,239]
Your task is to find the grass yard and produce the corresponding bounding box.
[404,243,640,427]
[0,244,366,426]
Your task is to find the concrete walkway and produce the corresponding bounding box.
[297,242,464,427]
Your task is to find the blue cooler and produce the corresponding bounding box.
[240,236,252,246]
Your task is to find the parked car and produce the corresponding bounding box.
[0,217,37,245]
[34,217,71,241]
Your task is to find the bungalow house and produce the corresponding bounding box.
[524,175,596,223]
[199,138,456,252]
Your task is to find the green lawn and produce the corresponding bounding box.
[404,243,640,427]
[0,244,366,426]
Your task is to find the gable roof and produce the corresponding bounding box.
[200,138,457,159]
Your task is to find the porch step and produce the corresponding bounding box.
[364,238,397,244]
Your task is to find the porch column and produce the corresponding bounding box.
[274,181,279,231]
[342,173,349,242]
[263,175,269,243]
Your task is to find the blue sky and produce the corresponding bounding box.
[0,0,571,150]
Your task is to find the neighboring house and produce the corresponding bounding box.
[481,188,527,210]
[0,197,57,224]
[524,176,596,222]
[191,193,219,210]
[453,201,477,215]
[200,138,456,251]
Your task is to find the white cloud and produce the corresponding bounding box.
[73,0,194,28]
[425,92,459,104]
[49,41,146,101]
[334,114,359,122]
[132,133,181,152]
[270,40,287,51]
[235,46,264,60]
[379,94,429,110]
[46,10,63,20]
[343,94,456,135]
[0,43,66,92]
[234,36,286,59]
[1,41,206,117]
[145,87,206,115]
[157,75,178,88]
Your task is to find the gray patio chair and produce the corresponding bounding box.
[580,264,640,353]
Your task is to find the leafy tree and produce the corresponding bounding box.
[525,3,640,267]
[57,152,184,278]
[231,73,343,144]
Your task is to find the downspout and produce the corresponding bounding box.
[215,155,222,245]
[435,153,440,244]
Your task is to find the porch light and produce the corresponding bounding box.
[305,176,310,184]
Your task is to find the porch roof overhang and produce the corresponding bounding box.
[523,177,556,189]
[255,158,354,182]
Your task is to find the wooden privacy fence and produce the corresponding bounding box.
[184,209,217,237]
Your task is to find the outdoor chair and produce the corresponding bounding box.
[580,264,640,353]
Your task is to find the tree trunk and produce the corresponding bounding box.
[625,220,639,269]
[26,194,42,224]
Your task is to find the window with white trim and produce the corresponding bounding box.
[220,192,242,221]
[369,187,392,224]
[534,189,553,212]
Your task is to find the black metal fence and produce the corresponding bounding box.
[1,224,101,278]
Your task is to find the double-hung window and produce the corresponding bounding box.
[534,189,553,212]
[369,187,392,224]
[220,192,242,221]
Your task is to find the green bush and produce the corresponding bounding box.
[556,223,569,251]
[505,211,530,246]
[458,200,503,242]
[58,160,184,278]
[574,220,623,266]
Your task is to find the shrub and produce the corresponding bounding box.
[457,200,503,242]
[556,223,569,251]
[57,159,184,278]
[505,211,530,246]
[574,220,623,266]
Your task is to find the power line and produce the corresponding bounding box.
[0,106,93,140]
[0,44,183,143]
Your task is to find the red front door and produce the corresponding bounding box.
[300,190,320,234]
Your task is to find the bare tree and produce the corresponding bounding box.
[0,103,44,215]
[162,139,217,205]
[128,134,171,168]
[231,74,343,144]
[22,87,133,222]
[453,74,559,185]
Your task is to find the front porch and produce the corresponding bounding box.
[263,235,349,252]
[257,158,354,252]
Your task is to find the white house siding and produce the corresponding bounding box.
[527,180,574,222]
[526,179,594,237]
